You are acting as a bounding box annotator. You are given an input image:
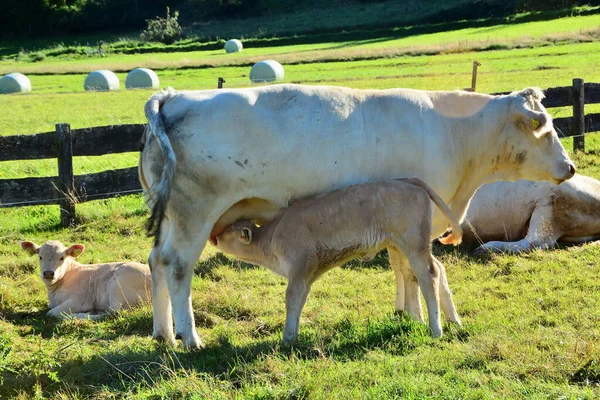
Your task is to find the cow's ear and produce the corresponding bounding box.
[240,227,253,244]
[514,102,551,139]
[21,241,40,256]
[66,244,85,258]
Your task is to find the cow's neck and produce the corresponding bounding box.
[446,97,510,223]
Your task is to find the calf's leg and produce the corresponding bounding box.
[389,247,423,321]
[434,257,461,325]
[283,261,312,344]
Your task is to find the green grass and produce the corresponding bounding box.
[2,9,600,400]
[2,10,600,75]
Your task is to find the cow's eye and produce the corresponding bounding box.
[60,257,64,261]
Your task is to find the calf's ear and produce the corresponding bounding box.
[241,227,253,244]
[66,244,85,258]
[21,241,40,256]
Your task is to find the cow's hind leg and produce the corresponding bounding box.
[149,219,176,345]
[159,221,213,350]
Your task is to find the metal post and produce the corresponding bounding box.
[56,123,76,227]
[572,78,585,153]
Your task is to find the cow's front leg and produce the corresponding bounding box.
[47,299,83,319]
[474,205,559,255]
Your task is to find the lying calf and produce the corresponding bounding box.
[215,178,463,342]
[460,173,600,254]
[21,240,151,319]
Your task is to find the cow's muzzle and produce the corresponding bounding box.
[43,271,54,280]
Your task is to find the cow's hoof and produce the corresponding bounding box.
[181,331,203,350]
[153,333,177,347]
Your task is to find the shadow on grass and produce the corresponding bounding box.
[1,312,475,397]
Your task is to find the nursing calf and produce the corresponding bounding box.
[460,173,600,254]
[215,178,463,342]
[21,240,151,319]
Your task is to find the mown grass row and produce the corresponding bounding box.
[2,11,600,75]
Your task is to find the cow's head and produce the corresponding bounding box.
[213,220,257,257]
[21,240,84,285]
[493,88,575,184]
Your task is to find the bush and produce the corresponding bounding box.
[140,7,183,45]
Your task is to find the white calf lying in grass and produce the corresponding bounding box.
[215,178,463,343]
[21,240,151,320]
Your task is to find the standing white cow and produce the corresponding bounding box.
[459,173,600,254]
[139,84,575,349]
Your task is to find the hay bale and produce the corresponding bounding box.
[224,39,243,53]
[0,73,31,94]
[84,70,120,91]
[249,60,284,83]
[125,68,160,89]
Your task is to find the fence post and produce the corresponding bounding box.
[56,123,76,227]
[572,78,585,153]
[471,61,481,92]
[218,77,225,89]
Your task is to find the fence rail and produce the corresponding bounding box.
[1,78,600,226]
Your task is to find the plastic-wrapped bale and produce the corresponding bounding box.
[84,70,120,91]
[249,60,284,83]
[0,72,31,94]
[125,68,160,89]
[224,39,243,53]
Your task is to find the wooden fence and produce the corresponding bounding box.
[1,78,600,227]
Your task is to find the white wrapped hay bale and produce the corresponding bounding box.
[125,68,159,89]
[224,39,243,53]
[249,60,284,83]
[84,70,120,91]
[0,72,31,94]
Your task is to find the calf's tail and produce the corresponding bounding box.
[143,89,177,245]
[401,177,463,246]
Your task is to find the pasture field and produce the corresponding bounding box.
[1,11,600,399]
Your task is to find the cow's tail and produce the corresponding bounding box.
[143,89,177,245]
[401,177,463,246]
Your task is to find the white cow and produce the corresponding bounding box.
[21,240,151,319]
[139,84,575,348]
[459,173,600,254]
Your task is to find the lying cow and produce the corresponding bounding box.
[459,173,600,254]
[139,84,575,348]
[21,240,151,319]
[215,178,463,341]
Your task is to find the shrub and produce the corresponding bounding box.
[140,7,183,45]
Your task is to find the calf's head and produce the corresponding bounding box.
[213,220,257,257]
[21,240,85,284]
[494,88,575,184]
